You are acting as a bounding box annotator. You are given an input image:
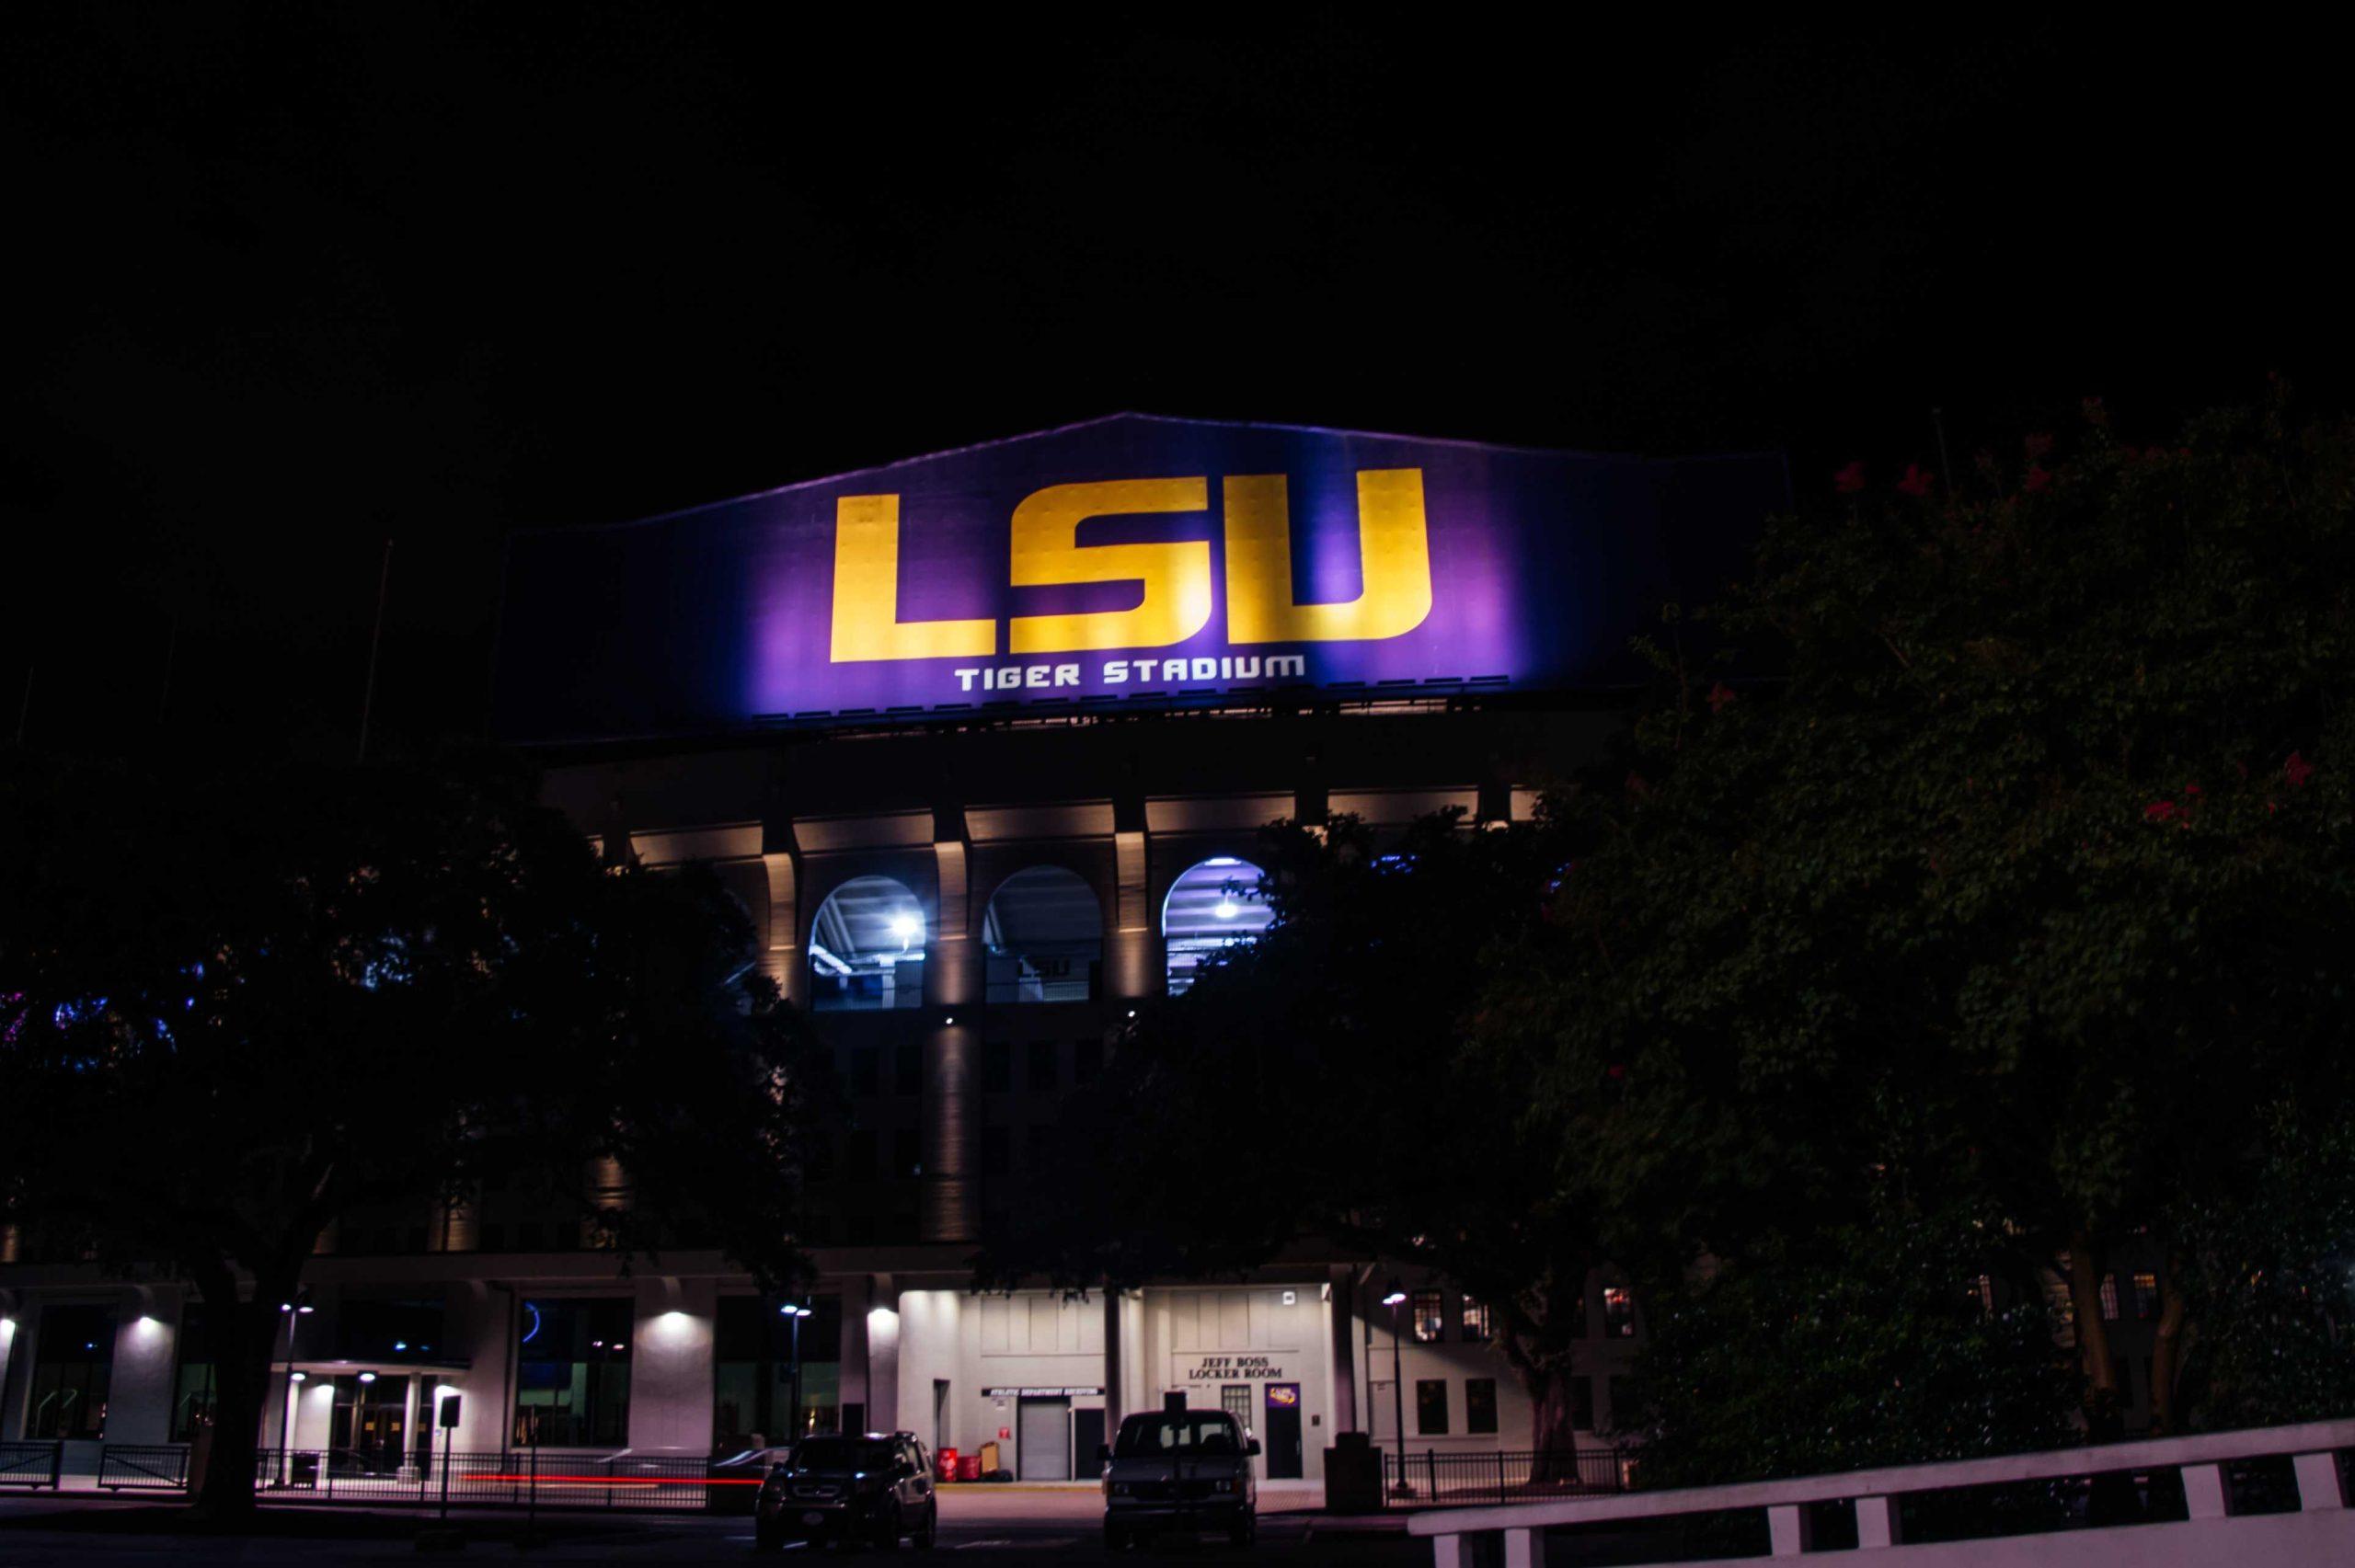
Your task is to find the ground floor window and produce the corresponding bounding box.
[514,1299,632,1448]
[29,1303,114,1440]
[1465,1378,1498,1434]
[1415,1379,1449,1436]
[713,1296,842,1449]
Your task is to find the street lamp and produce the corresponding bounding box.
[781,1303,814,1442]
[1380,1283,1408,1499]
[278,1289,316,1485]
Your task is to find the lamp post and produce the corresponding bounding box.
[782,1303,813,1441]
[277,1289,316,1486]
[1380,1284,1407,1500]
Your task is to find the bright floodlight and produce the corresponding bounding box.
[888,912,921,942]
[1381,1290,1407,1307]
[1215,898,1239,919]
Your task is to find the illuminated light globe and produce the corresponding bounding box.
[1162,858,1273,993]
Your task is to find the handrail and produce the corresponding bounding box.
[1407,1417,2355,1537]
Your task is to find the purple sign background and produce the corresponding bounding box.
[493,414,1786,744]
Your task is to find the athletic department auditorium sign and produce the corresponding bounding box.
[493,414,1787,743]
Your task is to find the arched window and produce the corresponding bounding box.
[982,866,1103,1004]
[808,876,928,1012]
[1162,856,1274,994]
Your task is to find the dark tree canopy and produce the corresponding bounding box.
[1498,392,2355,1465]
[0,750,830,1516]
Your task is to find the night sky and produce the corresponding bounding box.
[7,10,2346,759]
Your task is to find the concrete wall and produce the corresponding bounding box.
[107,1290,178,1444]
[628,1276,718,1452]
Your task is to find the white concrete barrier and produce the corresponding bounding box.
[1409,1418,2355,1565]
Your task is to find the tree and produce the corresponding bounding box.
[982,810,1610,1462]
[0,750,829,1519]
[1492,392,2355,1470]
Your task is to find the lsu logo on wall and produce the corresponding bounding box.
[828,470,1433,677]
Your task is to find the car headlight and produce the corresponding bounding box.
[1210,1479,1235,1494]
[1108,1481,1132,1496]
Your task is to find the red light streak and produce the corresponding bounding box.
[475,1474,764,1486]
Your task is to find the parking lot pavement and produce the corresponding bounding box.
[0,1491,1423,1566]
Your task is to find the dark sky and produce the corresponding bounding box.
[6,9,2347,760]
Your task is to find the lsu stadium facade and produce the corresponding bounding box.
[1,415,1814,1485]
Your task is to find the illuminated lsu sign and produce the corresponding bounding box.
[828,471,1432,687]
[490,414,1790,742]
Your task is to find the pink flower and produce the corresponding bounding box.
[1707,681,1737,714]
[2024,433,2054,459]
[1833,461,1867,495]
[2286,751,2315,788]
[2024,464,2053,494]
[2183,782,2201,797]
[1606,1064,1627,1082]
[2143,800,2179,822]
[1896,464,1935,498]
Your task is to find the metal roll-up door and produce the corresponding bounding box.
[1017,1396,1072,1480]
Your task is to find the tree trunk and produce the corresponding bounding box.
[2149,1261,2189,1435]
[1525,1363,1581,1482]
[188,1267,297,1522]
[2065,1233,2120,1436]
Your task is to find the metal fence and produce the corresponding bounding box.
[249,1448,742,1512]
[0,1441,63,1490]
[1384,1447,1629,1505]
[98,1444,192,1490]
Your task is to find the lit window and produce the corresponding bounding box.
[982,866,1102,1004]
[1412,1289,1445,1344]
[1162,858,1273,993]
[1603,1287,1637,1338]
[2132,1273,2159,1321]
[1460,1299,1492,1342]
[1965,1275,1993,1315]
[2098,1275,2120,1321]
[808,876,929,1013]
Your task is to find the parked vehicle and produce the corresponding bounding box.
[755,1432,937,1551]
[706,1445,792,1514]
[1099,1409,1258,1550]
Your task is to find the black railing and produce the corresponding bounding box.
[247,1448,736,1512]
[1383,1447,1629,1505]
[0,1441,63,1490]
[98,1444,192,1490]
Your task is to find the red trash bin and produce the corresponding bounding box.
[936,1447,959,1483]
[957,1453,983,1482]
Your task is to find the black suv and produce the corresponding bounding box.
[755,1431,938,1551]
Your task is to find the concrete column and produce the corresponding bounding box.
[108,1289,177,1444]
[762,841,801,1007]
[866,1277,900,1440]
[923,836,977,1242]
[448,1280,514,1452]
[1108,825,1158,999]
[1327,1270,1358,1435]
[0,1309,22,1440]
[1103,1288,1123,1437]
[629,1276,718,1453]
